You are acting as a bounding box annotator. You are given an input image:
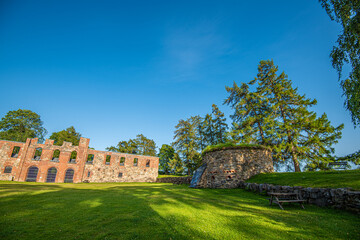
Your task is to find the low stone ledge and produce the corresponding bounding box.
[156,177,192,185]
[239,181,360,214]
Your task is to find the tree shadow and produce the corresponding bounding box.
[0,182,359,240]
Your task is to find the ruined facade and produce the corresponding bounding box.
[0,138,159,183]
[193,147,273,188]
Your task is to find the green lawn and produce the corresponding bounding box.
[0,182,359,240]
[247,169,360,190]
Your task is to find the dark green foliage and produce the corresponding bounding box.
[198,104,228,150]
[107,134,157,156]
[337,149,360,164]
[225,60,344,172]
[319,0,360,126]
[49,126,81,146]
[158,144,183,174]
[202,142,271,155]
[173,116,202,175]
[247,169,360,190]
[0,109,47,143]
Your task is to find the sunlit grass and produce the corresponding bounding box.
[247,169,360,190]
[0,181,359,239]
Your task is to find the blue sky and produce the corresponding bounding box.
[0,0,359,156]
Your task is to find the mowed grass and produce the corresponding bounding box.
[0,182,359,240]
[247,169,360,190]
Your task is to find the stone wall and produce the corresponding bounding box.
[156,177,192,184]
[196,147,273,188]
[0,138,159,183]
[240,181,360,214]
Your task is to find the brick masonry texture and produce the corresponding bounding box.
[240,181,360,214]
[196,148,274,188]
[0,138,159,183]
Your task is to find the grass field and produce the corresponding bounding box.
[246,169,360,190]
[0,182,359,240]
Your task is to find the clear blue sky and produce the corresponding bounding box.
[0,0,359,156]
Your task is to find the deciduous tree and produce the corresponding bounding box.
[319,0,360,126]
[173,116,202,175]
[49,126,82,146]
[107,134,157,156]
[0,109,47,142]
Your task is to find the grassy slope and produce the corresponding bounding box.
[0,182,359,240]
[247,169,360,190]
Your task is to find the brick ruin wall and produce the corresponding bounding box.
[197,148,274,188]
[0,137,159,183]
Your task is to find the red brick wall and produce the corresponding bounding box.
[0,137,159,183]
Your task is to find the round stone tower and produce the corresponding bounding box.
[194,146,273,188]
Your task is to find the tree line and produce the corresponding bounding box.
[0,110,157,157]
[160,60,349,174]
[0,60,357,174]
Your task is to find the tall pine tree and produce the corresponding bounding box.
[226,60,344,172]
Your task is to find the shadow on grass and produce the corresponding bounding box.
[0,182,359,240]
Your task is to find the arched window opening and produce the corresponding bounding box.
[33,148,42,161]
[69,151,77,163]
[52,150,60,162]
[146,160,150,167]
[120,157,125,166]
[134,158,138,167]
[4,166,12,173]
[11,146,20,158]
[118,172,123,178]
[64,169,74,183]
[105,155,111,165]
[46,167,57,182]
[86,154,94,164]
[87,171,91,177]
[26,166,39,182]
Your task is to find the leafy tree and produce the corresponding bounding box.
[159,144,176,174]
[49,126,82,146]
[226,60,344,172]
[167,151,185,175]
[173,116,202,175]
[0,109,47,142]
[107,134,157,156]
[319,0,360,126]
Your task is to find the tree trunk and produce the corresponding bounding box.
[292,152,301,172]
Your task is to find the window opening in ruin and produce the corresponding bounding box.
[105,155,111,165]
[146,160,150,167]
[69,151,77,163]
[26,166,39,182]
[64,169,74,183]
[4,166,12,173]
[134,158,138,167]
[227,176,232,180]
[11,146,20,158]
[211,176,215,180]
[46,167,57,182]
[33,148,42,160]
[118,172,123,178]
[52,150,60,162]
[86,154,94,164]
[120,157,125,166]
[87,171,91,177]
